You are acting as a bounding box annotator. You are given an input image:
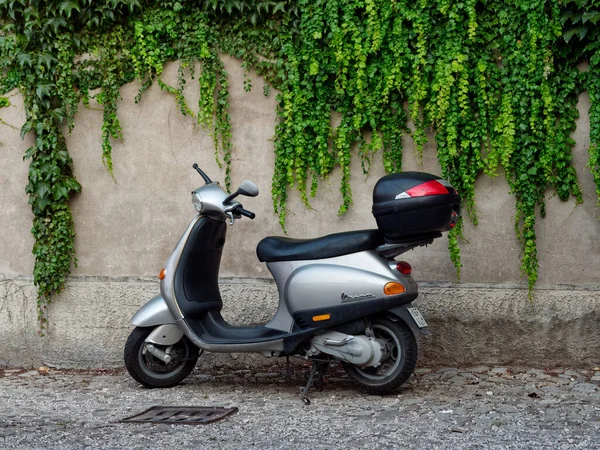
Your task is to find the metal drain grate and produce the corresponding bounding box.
[120,406,238,425]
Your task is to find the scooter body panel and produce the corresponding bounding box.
[160,216,203,322]
[155,216,289,352]
[281,250,417,312]
[179,317,286,353]
[265,250,417,332]
[131,295,177,327]
[155,214,420,353]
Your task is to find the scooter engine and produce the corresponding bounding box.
[308,331,385,367]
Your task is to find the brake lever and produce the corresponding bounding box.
[225,211,235,226]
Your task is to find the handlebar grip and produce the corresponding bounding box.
[238,208,256,219]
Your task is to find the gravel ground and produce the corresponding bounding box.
[1,364,600,449]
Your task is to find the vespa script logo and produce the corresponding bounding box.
[341,291,376,303]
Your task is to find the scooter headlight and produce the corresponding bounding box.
[192,192,203,213]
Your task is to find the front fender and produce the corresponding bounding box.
[131,295,177,327]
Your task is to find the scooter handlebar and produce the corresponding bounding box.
[237,207,256,219]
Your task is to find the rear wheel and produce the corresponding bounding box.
[124,326,200,388]
[342,317,417,394]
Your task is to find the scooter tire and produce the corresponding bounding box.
[124,326,200,388]
[342,317,417,395]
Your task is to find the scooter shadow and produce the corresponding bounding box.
[176,364,418,400]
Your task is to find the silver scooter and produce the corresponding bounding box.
[124,164,460,402]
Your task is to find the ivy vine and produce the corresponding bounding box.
[264,0,590,288]
[561,0,600,204]
[1,0,600,329]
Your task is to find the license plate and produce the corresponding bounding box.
[407,307,428,328]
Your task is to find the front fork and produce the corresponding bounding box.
[143,342,174,363]
[130,295,186,361]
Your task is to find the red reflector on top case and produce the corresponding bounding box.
[405,180,449,197]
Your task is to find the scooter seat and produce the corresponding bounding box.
[256,229,383,262]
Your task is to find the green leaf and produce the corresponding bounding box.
[563,28,579,43]
[583,11,600,24]
[571,11,584,24]
[36,83,54,99]
[38,53,57,70]
[16,52,32,68]
[58,1,80,18]
[561,12,574,26]
[53,185,69,201]
[20,122,33,140]
[24,145,36,160]
[127,0,141,12]
[45,17,68,34]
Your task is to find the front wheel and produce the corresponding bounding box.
[124,326,200,388]
[342,317,417,395]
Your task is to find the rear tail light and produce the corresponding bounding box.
[449,211,459,228]
[396,261,412,275]
[405,180,450,197]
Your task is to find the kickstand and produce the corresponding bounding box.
[300,361,329,405]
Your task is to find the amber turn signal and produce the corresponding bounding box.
[312,314,331,322]
[159,268,167,280]
[384,282,405,295]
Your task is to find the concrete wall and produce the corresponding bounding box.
[1,56,599,369]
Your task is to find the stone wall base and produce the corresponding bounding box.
[1,278,599,369]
